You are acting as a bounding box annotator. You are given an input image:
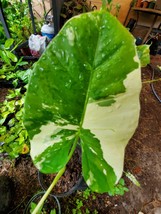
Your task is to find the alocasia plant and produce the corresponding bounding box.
[23,2,144,211]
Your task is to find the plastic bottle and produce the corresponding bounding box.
[41,23,54,41]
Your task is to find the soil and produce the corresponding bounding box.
[38,147,82,196]
[0,56,161,214]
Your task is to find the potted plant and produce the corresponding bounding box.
[0,38,29,88]
[0,87,30,158]
[60,0,96,27]
[23,0,149,213]
[23,191,61,214]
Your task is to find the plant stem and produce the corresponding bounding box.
[101,0,106,10]
[32,167,66,214]
[32,135,79,213]
[142,78,161,84]
[67,135,79,163]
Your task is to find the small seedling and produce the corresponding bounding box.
[125,172,141,187]
[30,202,56,214]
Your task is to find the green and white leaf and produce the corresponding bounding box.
[136,44,150,67]
[24,10,141,193]
[125,172,141,187]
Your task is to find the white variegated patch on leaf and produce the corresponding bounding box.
[82,64,141,185]
[24,10,141,193]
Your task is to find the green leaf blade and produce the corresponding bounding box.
[80,128,116,193]
[136,44,150,67]
[30,122,78,173]
[4,38,14,49]
[6,51,18,62]
[24,10,142,193]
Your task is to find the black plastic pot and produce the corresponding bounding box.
[126,18,136,32]
[23,191,61,214]
[38,171,87,198]
[0,79,25,89]
[0,176,13,214]
[38,145,87,198]
[0,79,14,88]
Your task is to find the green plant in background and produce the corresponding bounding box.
[136,44,150,67]
[0,88,30,158]
[0,38,33,159]
[130,0,137,7]
[72,188,98,214]
[23,0,149,213]
[0,38,29,86]
[71,184,128,213]
[32,0,47,20]
[0,0,44,44]
[0,0,32,43]
[60,0,96,27]
[0,24,7,44]
[0,38,19,68]
[111,178,129,196]
[105,0,121,17]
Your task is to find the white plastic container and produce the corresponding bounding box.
[41,23,54,40]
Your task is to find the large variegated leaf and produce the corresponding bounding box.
[24,10,141,193]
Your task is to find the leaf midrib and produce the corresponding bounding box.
[79,12,103,130]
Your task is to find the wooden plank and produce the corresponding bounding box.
[132,7,161,15]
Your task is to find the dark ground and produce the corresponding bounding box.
[0,56,161,214]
